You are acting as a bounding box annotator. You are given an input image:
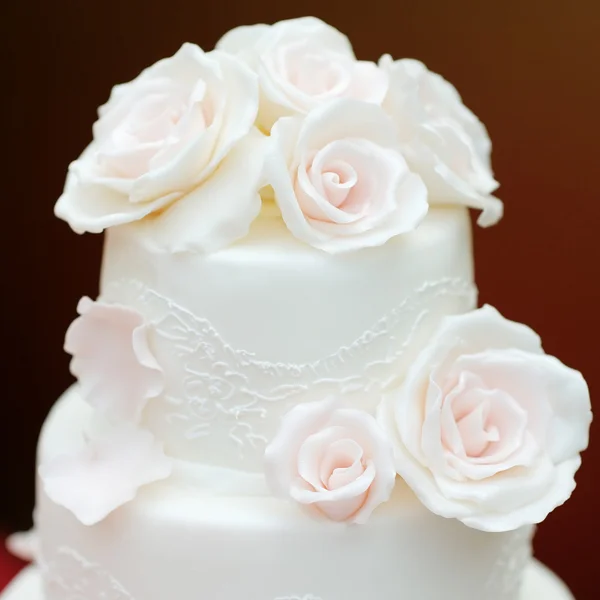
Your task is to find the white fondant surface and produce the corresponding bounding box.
[100,208,477,469]
[33,389,537,600]
[0,561,575,600]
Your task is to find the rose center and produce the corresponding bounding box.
[441,369,530,464]
[320,160,358,208]
[320,438,366,491]
[454,398,500,457]
[96,78,213,180]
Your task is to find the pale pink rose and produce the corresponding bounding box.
[65,297,163,423]
[55,43,263,251]
[39,425,172,525]
[380,56,503,227]
[266,99,428,252]
[217,17,388,131]
[265,398,396,523]
[378,305,592,532]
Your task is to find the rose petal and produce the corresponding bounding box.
[39,425,172,525]
[215,23,270,55]
[264,398,336,497]
[55,173,179,234]
[65,297,163,423]
[346,61,389,105]
[127,130,266,253]
[461,457,582,532]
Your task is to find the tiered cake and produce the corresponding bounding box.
[2,17,591,600]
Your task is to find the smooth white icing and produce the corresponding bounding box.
[99,208,476,470]
[34,388,536,600]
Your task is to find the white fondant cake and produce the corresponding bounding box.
[3,16,591,600]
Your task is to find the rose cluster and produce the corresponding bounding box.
[55,17,503,254]
[265,306,591,531]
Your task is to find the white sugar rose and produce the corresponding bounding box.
[378,305,591,532]
[55,43,263,251]
[380,56,503,227]
[265,398,396,523]
[266,99,428,252]
[217,17,388,131]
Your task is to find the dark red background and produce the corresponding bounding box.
[2,0,599,596]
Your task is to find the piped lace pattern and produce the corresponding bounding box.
[102,277,477,467]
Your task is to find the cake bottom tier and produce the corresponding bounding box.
[0,562,575,600]
[32,388,540,600]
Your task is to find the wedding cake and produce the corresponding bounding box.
[2,17,591,600]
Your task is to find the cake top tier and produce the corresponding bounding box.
[54,16,502,255]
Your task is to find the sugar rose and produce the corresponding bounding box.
[378,305,591,532]
[265,398,396,523]
[266,99,428,253]
[55,43,263,251]
[380,56,503,227]
[217,17,388,131]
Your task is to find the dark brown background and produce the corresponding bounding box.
[2,0,599,597]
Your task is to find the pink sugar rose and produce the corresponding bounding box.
[378,305,592,532]
[266,99,428,253]
[55,43,264,252]
[217,17,388,131]
[65,297,163,423]
[265,398,396,523]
